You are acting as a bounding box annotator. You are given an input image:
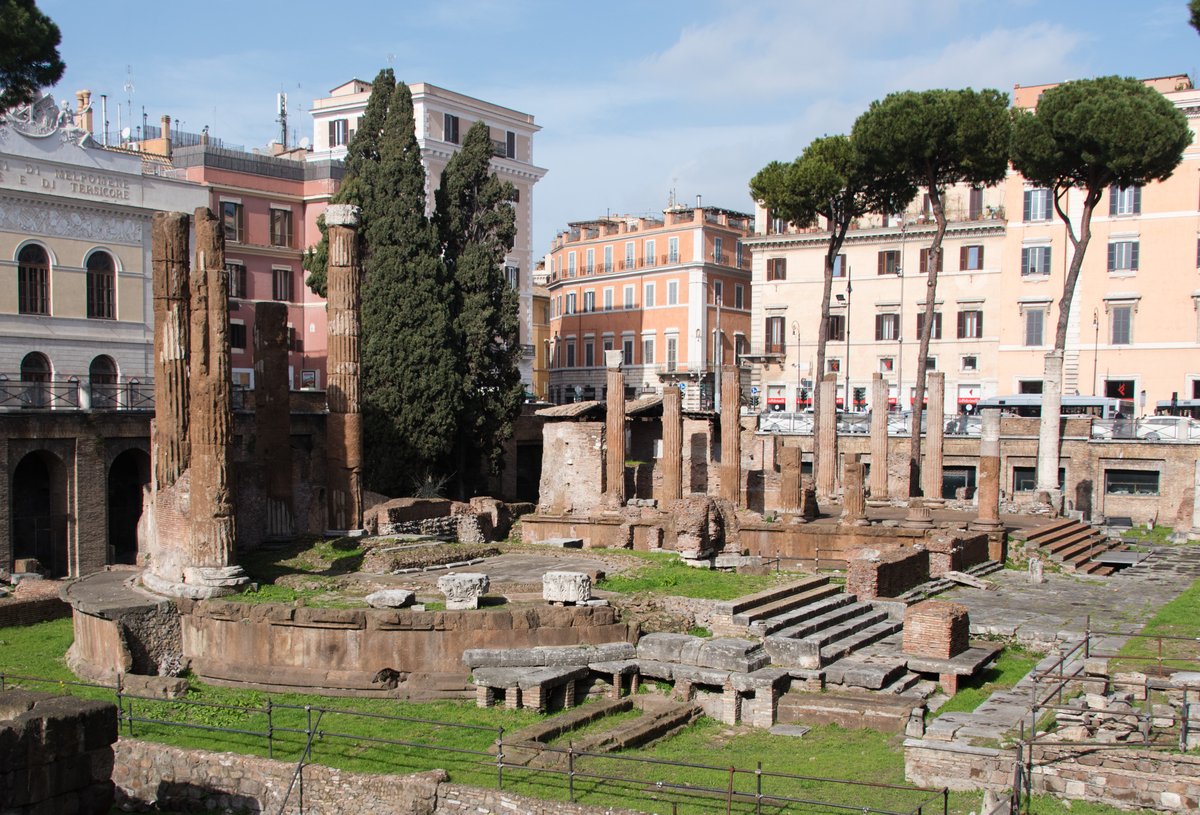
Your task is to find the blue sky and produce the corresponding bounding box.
[40,0,1200,255]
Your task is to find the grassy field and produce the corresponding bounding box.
[936,646,1041,716]
[596,549,789,600]
[1111,574,1200,674]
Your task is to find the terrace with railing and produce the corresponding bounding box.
[0,377,154,411]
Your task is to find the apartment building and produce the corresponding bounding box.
[531,262,551,401]
[310,79,547,389]
[746,74,1200,418]
[545,203,754,409]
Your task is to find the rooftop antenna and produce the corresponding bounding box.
[276,92,288,148]
[123,66,134,138]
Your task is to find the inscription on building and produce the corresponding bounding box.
[0,160,132,201]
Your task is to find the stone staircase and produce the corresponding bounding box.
[1023,518,1125,575]
[712,576,903,674]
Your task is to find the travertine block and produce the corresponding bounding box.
[438,572,489,610]
[542,571,592,604]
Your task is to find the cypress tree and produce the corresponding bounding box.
[434,121,521,496]
[360,80,460,494]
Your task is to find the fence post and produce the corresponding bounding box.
[942,786,948,815]
[496,727,504,790]
[266,698,274,760]
[725,765,735,815]
[1084,615,1091,660]
[1181,690,1190,752]
[1,672,5,691]
[568,741,575,802]
[755,760,762,815]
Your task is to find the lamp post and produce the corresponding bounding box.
[791,320,802,413]
[896,218,908,414]
[711,284,723,412]
[1092,308,1099,397]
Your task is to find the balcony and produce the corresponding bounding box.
[0,377,155,411]
[1091,416,1200,442]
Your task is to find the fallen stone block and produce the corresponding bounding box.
[438,572,489,610]
[543,571,592,604]
[364,589,416,609]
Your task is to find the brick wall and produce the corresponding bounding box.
[902,600,969,659]
[925,531,990,577]
[0,596,70,628]
[847,547,930,600]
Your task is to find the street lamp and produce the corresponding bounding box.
[1092,308,1099,397]
[835,264,851,413]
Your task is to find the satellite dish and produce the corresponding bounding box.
[299,136,310,149]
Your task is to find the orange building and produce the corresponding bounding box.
[545,202,753,409]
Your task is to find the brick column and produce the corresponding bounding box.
[151,212,190,495]
[661,385,683,507]
[816,372,838,499]
[923,372,945,505]
[254,302,294,539]
[779,446,801,512]
[605,350,626,507]
[869,373,889,502]
[971,408,1002,531]
[75,435,108,576]
[0,438,9,572]
[325,204,364,533]
[720,364,741,506]
[841,453,869,526]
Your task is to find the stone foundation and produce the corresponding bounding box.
[903,600,970,660]
[925,530,990,577]
[847,547,930,600]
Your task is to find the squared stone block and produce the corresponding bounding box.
[542,571,592,604]
[437,572,489,610]
[903,600,969,660]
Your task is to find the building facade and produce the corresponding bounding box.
[746,74,1200,419]
[545,204,754,409]
[310,79,546,390]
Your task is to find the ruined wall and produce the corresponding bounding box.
[925,530,990,577]
[846,547,930,600]
[179,602,634,695]
[737,521,928,569]
[0,595,70,627]
[538,422,604,515]
[0,690,117,815]
[67,603,182,681]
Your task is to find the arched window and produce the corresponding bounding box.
[86,251,115,319]
[89,355,118,408]
[17,245,49,315]
[20,352,51,408]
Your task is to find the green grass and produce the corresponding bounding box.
[237,535,365,585]
[1112,574,1200,674]
[595,549,787,600]
[1120,524,1179,546]
[937,646,1041,716]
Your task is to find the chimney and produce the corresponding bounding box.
[696,194,702,209]
[75,90,93,134]
[161,115,172,157]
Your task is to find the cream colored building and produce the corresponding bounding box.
[309,80,547,388]
[0,94,208,405]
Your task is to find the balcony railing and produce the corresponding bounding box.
[756,411,982,437]
[1092,416,1200,442]
[0,377,155,411]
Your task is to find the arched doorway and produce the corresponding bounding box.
[20,352,51,408]
[12,451,68,576]
[108,448,149,565]
[90,355,118,409]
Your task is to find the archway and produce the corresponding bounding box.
[12,451,68,576]
[20,352,51,408]
[90,355,118,409]
[108,448,150,565]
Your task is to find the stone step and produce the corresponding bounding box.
[823,657,907,690]
[732,581,842,626]
[1025,518,1083,544]
[879,670,925,695]
[581,702,702,753]
[756,592,858,636]
[818,620,904,666]
[719,575,830,618]
[1045,531,1106,559]
[1053,536,1111,565]
[800,607,891,651]
[771,598,875,641]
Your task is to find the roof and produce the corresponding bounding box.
[536,401,605,419]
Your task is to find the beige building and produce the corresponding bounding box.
[309,80,547,388]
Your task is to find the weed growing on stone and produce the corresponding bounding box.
[937,646,1041,716]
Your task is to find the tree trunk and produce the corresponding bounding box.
[906,188,948,498]
[812,220,848,493]
[1036,190,1097,494]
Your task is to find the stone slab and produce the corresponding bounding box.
[534,537,584,549]
[905,644,1002,677]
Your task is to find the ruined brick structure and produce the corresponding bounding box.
[254,302,294,539]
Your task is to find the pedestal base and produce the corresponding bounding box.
[968,519,1003,532]
[325,528,368,538]
[142,565,250,600]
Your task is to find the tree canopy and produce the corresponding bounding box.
[0,0,63,112]
[1191,0,1200,35]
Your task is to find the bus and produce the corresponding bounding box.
[976,394,1133,419]
[1155,398,1200,420]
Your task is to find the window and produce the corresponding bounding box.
[827,358,841,373]
[624,242,634,270]
[603,337,613,352]
[270,207,293,248]
[1105,469,1159,495]
[736,241,744,267]
[1024,188,1053,222]
[17,244,49,315]
[968,186,984,220]
[875,313,899,341]
[880,357,894,373]
[230,322,247,349]
[765,316,785,353]
[644,240,656,266]
[1014,466,1064,492]
[583,290,595,312]
[603,245,613,273]
[734,284,744,309]
[1110,304,1133,345]
[505,130,516,159]
[444,113,460,144]
[1024,307,1045,346]
[622,337,634,365]
[1021,246,1051,276]
[328,118,349,147]
[767,258,787,280]
[668,237,679,263]
[565,341,576,368]
[832,254,847,278]
[1107,240,1139,273]
[713,280,723,304]
[925,357,937,371]
[644,282,656,307]
[878,250,900,276]
[567,252,576,276]
[918,247,943,274]
[221,201,244,242]
[916,312,942,340]
[667,280,678,305]
[960,244,984,271]
[961,355,978,372]
[603,288,614,310]
[714,237,724,263]
[920,193,934,219]
[642,336,655,365]
[586,248,594,274]
[827,314,845,342]
[1019,380,1043,394]
[957,309,983,339]
[623,285,634,308]
[272,268,293,301]
[584,341,595,368]
[505,265,519,289]
[565,292,576,314]
[226,262,246,298]
[82,250,116,320]
[1110,185,1141,216]
[666,336,678,370]
[89,355,117,406]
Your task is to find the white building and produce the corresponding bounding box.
[310,79,547,389]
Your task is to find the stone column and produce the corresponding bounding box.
[1191,459,1200,541]
[720,364,741,507]
[923,372,945,506]
[325,204,365,533]
[779,446,801,512]
[151,212,190,494]
[605,350,626,507]
[254,301,294,539]
[840,453,869,526]
[869,373,889,503]
[971,408,1002,531]
[816,372,838,499]
[661,385,683,507]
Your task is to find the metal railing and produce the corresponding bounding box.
[0,670,948,815]
[0,377,155,411]
[757,411,982,438]
[1091,415,1200,442]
